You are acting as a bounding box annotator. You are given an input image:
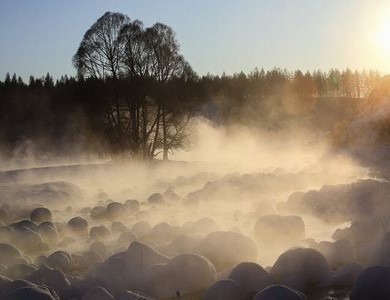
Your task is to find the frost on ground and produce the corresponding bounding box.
[1,91,390,299]
[0,152,381,300]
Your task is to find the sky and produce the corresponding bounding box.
[1,0,390,81]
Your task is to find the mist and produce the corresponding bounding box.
[0,110,376,299]
[2,6,390,300]
[0,73,387,299]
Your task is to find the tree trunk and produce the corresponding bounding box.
[150,106,161,159]
[112,74,123,150]
[162,106,168,160]
[142,98,148,159]
[128,96,142,156]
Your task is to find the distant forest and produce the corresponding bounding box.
[0,12,383,161]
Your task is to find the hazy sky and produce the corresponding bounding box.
[1,0,390,81]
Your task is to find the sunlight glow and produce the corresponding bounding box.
[376,19,390,51]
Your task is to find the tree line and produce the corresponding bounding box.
[0,11,383,161]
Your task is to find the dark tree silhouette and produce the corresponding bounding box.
[73,12,130,79]
[73,12,131,154]
[145,23,193,159]
[4,73,11,85]
[0,21,384,164]
[72,13,195,160]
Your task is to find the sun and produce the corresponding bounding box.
[376,19,390,51]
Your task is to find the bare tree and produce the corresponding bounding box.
[120,20,152,78]
[145,23,193,160]
[73,12,130,153]
[73,12,130,79]
[119,20,159,158]
[119,21,194,160]
[74,13,195,160]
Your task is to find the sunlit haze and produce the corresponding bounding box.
[2,1,390,299]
